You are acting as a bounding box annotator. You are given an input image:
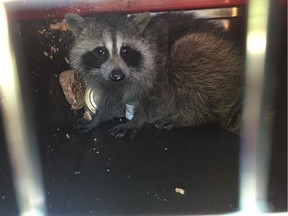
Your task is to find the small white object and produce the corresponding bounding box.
[175,188,185,195]
[125,104,134,120]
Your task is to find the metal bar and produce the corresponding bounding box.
[4,0,247,21]
[239,0,272,213]
[0,3,46,216]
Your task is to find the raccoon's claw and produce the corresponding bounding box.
[109,126,127,138]
[154,118,176,131]
[72,118,94,134]
[109,124,139,140]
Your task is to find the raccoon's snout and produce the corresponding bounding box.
[110,69,125,81]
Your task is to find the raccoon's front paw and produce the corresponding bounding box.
[154,118,177,131]
[109,124,140,140]
[72,117,95,134]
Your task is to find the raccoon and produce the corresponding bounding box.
[65,12,244,139]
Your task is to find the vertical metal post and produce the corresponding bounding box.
[0,3,46,216]
[240,0,272,213]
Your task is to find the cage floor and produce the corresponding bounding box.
[0,11,286,215]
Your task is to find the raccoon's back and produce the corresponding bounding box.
[145,13,228,54]
[149,14,244,127]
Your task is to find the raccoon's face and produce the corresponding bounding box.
[65,13,155,90]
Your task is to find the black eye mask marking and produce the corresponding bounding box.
[120,46,143,68]
[82,46,109,69]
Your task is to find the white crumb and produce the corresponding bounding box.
[175,188,185,195]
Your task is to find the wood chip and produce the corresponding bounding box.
[49,21,69,31]
[59,70,86,110]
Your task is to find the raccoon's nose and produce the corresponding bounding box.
[110,69,125,81]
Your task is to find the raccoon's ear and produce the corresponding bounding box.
[65,13,86,36]
[132,12,151,33]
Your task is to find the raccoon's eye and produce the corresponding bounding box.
[120,46,131,55]
[93,47,108,58]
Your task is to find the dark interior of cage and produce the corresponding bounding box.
[0,6,286,216]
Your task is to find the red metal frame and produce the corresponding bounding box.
[7,0,248,20]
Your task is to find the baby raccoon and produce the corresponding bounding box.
[65,12,244,139]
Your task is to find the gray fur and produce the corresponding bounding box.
[65,12,244,139]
